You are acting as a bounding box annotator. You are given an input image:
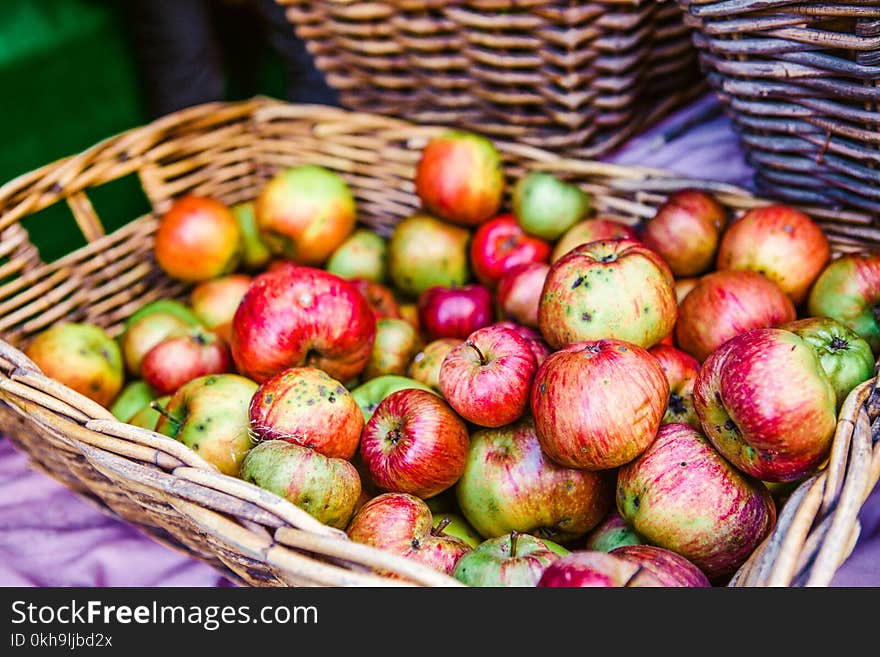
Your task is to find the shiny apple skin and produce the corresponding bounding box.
[649,343,702,430]
[469,213,551,288]
[537,551,665,587]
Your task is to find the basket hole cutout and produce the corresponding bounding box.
[19,203,87,265]
[87,172,154,236]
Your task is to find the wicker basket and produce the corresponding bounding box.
[276,0,706,158]
[676,1,880,233]
[1,97,878,587]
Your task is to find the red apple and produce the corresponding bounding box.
[675,270,796,362]
[350,278,402,320]
[538,238,677,350]
[496,262,550,329]
[119,311,193,378]
[717,204,830,305]
[617,422,777,582]
[807,251,880,355]
[417,284,494,342]
[359,388,470,499]
[439,325,538,428]
[469,213,551,288]
[190,273,252,344]
[649,343,702,430]
[347,491,472,577]
[550,217,639,264]
[230,263,376,383]
[455,416,614,543]
[492,321,552,366]
[408,337,462,391]
[249,366,364,460]
[530,339,669,470]
[610,545,711,588]
[537,551,665,587]
[414,130,504,227]
[640,189,728,278]
[692,327,838,483]
[141,326,231,396]
[153,195,242,282]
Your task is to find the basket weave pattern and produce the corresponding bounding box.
[677,0,880,232]
[0,98,879,586]
[278,0,705,157]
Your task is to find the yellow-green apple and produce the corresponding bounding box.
[363,318,423,380]
[408,338,462,390]
[807,251,880,355]
[190,273,252,344]
[649,343,702,430]
[616,422,776,582]
[110,380,157,423]
[239,439,361,530]
[640,189,728,278]
[417,284,493,341]
[432,513,483,549]
[25,322,125,408]
[124,298,202,330]
[154,373,258,476]
[398,302,420,334]
[153,195,242,282]
[350,278,402,320]
[414,130,504,227]
[583,509,643,553]
[359,388,469,499]
[439,324,538,428]
[230,263,376,383]
[780,317,875,411]
[388,213,471,299]
[512,171,592,241]
[492,321,552,366]
[538,238,677,350]
[255,164,356,266]
[530,339,669,470]
[232,201,272,271]
[452,531,568,587]
[349,374,437,422]
[692,327,838,483]
[141,326,231,396]
[347,492,472,577]
[249,366,363,460]
[128,394,169,431]
[469,213,551,288]
[610,545,711,588]
[675,270,796,362]
[550,217,639,264]
[454,416,614,543]
[496,262,550,329]
[717,204,830,305]
[325,227,389,283]
[536,551,665,587]
[675,277,699,304]
[120,311,193,378]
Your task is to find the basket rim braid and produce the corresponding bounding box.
[0,97,878,587]
[275,0,707,158]
[676,0,880,229]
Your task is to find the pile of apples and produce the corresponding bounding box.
[24,128,880,588]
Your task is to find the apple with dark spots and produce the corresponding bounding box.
[616,422,776,582]
[550,217,639,264]
[141,326,231,396]
[649,343,702,430]
[692,327,838,483]
[154,373,258,476]
[610,545,711,588]
[452,531,568,587]
[408,338,461,391]
[583,509,643,553]
[537,551,665,587]
[538,238,677,350]
[454,416,614,543]
[530,339,669,470]
[230,263,376,384]
[249,366,364,460]
[469,213,551,288]
[349,374,437,422]
[239,439,361,530]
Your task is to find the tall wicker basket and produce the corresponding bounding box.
[676,1,880,232]
[276,0,705,157]
[0,98,878,587]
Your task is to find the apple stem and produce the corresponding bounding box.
[466,340,488,366]
[829,336,848,352]
[509,530,519,558]
[432,517,451,537]
[623,565,646,588]
[150,400,180,426]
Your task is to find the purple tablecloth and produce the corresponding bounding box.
[1,94,878,587]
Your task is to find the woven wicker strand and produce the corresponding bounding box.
[1,97,879,586]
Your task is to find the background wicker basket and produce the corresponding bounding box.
[0,97,878,587]
[676,0,880,237]
[276,0,706,157]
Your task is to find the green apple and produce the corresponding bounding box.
[325,228,389,283]
[240,439,362,530]
[128,394,170,431]
[512,171,592,241]
[119,310,193,378]
[154,373,259,477]
[584,509,644,553]
[124,298,202,329]
[349,374,437,422]
[432,512,483,549]
[232,201,272,271]
[452,531,568,587]
[110,380,157,423]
